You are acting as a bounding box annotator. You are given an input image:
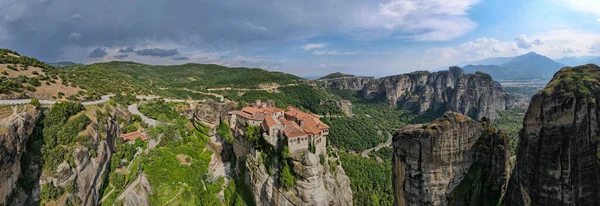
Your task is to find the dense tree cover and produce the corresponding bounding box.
[142,129,222,205]
[494,110,524,155]
[41,102,88,172]
[339,151,393,206]
[138,100,181,121]
[325,102,439,151]
[226,84,344,115]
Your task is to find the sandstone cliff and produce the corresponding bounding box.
[364,67,507,121]
[393,112,510,206]
[313,76,375,91]
[244,150,353,206]
[0,105,40,205]
[504,64,600,205]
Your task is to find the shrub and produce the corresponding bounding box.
[7,65,17,71]
[31,98,40,109]
[110,172,126,188]
[280,161,296,189]
[40,183,63,201]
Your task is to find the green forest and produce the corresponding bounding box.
[225,84,344,115]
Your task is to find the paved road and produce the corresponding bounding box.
[127,104,158,127]
[362,134,392,158]
[0,95,114,106]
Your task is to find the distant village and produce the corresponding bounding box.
[229,100,329,155]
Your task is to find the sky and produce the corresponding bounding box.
[1,0,599,77]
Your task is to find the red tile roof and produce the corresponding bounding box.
[120,132,148,142]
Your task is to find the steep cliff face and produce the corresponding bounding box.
[245,150,353,206]
[393,112,510,206]
[313,76,375,91]
[364,67,507,121]
[0,105,40,205]
[504,64,600,205]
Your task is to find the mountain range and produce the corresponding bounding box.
[462,52,566,80]
[555,56,600,66]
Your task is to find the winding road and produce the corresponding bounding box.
[0,95,114,105]
[128,104,158,127]
[361,134,392,158]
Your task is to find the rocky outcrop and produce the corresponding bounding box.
[504,64,600,205]
[393,112,510,206]
[313,76,375,91]
[32,112,118,206]
[245,150,353,206]
[364,67,507,122]
[185,99,236,125]
[0,105,40,205]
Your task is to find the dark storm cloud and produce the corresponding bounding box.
[118,47,134,53]
[172,56,189,61]
[88,47,107,58]
[114,54,128,59]
[134,48,179,57]
[0,0,369,61]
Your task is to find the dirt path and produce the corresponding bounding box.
[98,184,115,204]
[162,186,186,206]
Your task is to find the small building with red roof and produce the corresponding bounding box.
[120,131,148,142]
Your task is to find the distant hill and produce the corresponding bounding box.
[63,61,302,96]
[463,52,565,80]
[458,57,512,67]
[318,72,355,80]
[555,56,599,66]
[46,61,79,68]
[588,57,600,65]
[0,48,302,100]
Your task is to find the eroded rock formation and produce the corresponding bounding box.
[364,67,508,122]
[313,76,375,91]
[245,150,353,206]
[0,105,40,205]
[504,64,600,205]
[393,112,510,206]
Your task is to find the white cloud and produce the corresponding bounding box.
[67,32,82,40]
[302,43,356,55]
[245,22,267,32]
[597,18,600,22]
[423,30,600,69]
[312,50,356,55]
[362,0,480,41]
[514,34,543,49]
[558,0,600,16]
[318,64,330,68]
[302,43,327,51]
